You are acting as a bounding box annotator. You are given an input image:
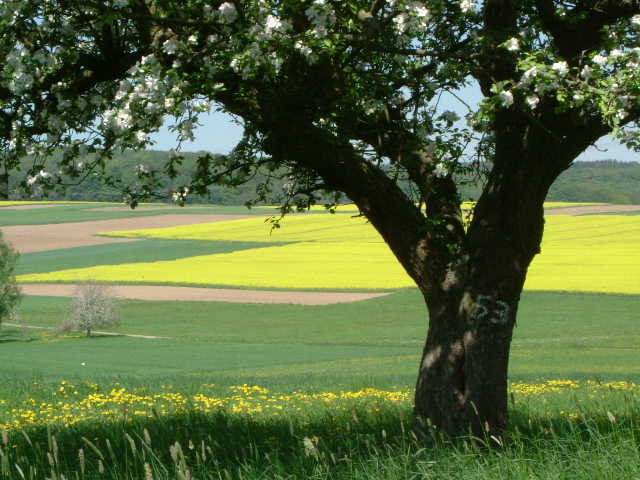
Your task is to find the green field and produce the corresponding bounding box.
[0,203,268,226]
[5,289,640,384]
[2,202,640,478]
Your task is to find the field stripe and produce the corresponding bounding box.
[20,284,391,305]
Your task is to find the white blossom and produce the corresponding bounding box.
[180,119,195,141]
[520,66,538,85]
[460,0,476,13]
[218,2,238,24]
[392,2,431,34]
[295,41,317,63]
[162,39,181,55]
[580,65,594,79]
[393,13,410,34]
[631,15,640,26]
[27,169,50,186]
[135,163,149,174]
[505,38,520,52]
[135,131,147,144]
[265,15,282,33]
[610,49,624,59]
[411,2,431,20]
[592,54,608,65]
[551,61,569,75]
[525,95,539,109]
[305,0,336,38]
[433,163,448,178]
[498,90,514,107]
[172,187,190,203]
[192,99,211,112]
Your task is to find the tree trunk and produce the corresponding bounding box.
[414,284,519,439]
[413,140,547,439]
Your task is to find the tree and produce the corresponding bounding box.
[0,230,21,326]
[1,0,639,438]
[60,281,120,337]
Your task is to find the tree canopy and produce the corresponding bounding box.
[2,0,639,439]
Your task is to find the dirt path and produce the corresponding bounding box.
[90,205,224,211]
[545,204,640,215]
[3,322,170,339]
[20,284,391,305]
[1,214,252,253]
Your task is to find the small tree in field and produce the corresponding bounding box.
[0,231,21,327]
[61,282,120,337]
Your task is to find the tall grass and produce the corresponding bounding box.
[1,380,638,479]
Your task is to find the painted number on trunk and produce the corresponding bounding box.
[472,295,511,325]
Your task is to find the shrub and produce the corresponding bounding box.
[60,281,120,337]
[0,230,21,326]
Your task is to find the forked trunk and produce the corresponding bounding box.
[414,285,519,439]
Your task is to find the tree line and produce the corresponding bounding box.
[8,151,640,206]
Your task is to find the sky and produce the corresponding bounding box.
[150,92,639,163]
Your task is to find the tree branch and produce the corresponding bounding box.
[535,0,640,62]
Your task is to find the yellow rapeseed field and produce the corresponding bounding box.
[252,201,602,212]
[17,213,640,293]
[99,214,382,243]
[0,201,103,206]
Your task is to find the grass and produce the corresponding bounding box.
[5,290,640,384]
[0,379,639,479]
[3,203,640,477]
[15,239,284,276]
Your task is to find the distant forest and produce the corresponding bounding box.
[8,150,640,205]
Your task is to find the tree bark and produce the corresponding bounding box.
[414,278,520,439]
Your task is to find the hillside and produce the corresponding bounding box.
[8,151,640,205]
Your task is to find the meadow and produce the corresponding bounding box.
[1,201,640,478]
